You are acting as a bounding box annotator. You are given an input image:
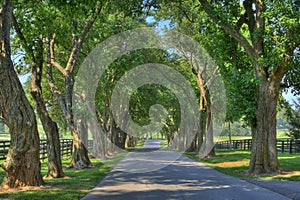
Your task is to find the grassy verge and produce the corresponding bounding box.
[185,150,300,182]
[0,146,135,199]
[0,139,146,200]
[217,129,289,141]
[160,140,168,148]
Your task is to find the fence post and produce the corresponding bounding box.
[67,140,70,156]
[281,141,284,153]
[289,139,293,154]
[40,140,46,162]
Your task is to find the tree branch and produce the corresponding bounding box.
[46,36,68,118]
[243,0,255,39]
[253,0,265,56]
[198,0,259,59]
[177,4,195,23]
[11,13,36,64]
[65,1,104,72]
[0,0,12,60]
[49,33,67,76]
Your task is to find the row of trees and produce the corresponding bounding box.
[0,0,153,188]
[0,0,299,188]
[155,0,300,175]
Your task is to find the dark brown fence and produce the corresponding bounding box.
[277,139,300,154]
[215,139,252,150]
[215,138,300,154]
[0,139,73,161]
[0,140,9,160]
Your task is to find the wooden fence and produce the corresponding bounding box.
[215,138,300,154]
[0,139,73,162]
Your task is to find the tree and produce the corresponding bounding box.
[46,1,105,169]
[198,0,300,175]
[12,2,66,177]
[0,0,43,188]
[286,98,300,139]
[155,1,227,157]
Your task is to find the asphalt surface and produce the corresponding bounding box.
[82,140,299,200]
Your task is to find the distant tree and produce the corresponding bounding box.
[276,108,290,130]
[286,98,300,139]
[0,118,4,132]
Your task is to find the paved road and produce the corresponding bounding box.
[82,140,296,200]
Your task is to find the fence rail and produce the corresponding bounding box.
[0,139,73,161]
[215,138,300,154]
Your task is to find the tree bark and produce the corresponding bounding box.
[78,119,88,149]
[196,72,215,157]
[89,120,107,159]
[69,129,91,169]
[65,72,91,169]
[125,135,138,148]
[247,74,281,175]
[197,111,204,152]
[30,39,65,178]
[0,0,43,188]
[31,75,65,178]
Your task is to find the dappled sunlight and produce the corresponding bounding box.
[273,170,300,178]
[82,140,292,200]
[215,160,250,167]
[89,181,231,195]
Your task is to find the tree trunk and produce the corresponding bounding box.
[64,71,89,168]
[197,111,204,152]
[0,0,43,188]
[30,39,65,178]
[228,122,232,151]
[78,119,88,148]
[203,93,216,157]
[116,128,127,149]
[31,86,65,178]
[186,137,197,152]
[0,120,4,132]
[47,61,91,168]
[247,77,280,175]
[89,120,107,159]
[197,72,215,158]
[69,129,91,168]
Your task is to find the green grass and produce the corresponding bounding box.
[277,129,289,138]
[217,129,290,142]
[0,152,127,200]
[0,134,10,140]
[185,150,300,182]
[160,140,168,148]
[218,135,252,141]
